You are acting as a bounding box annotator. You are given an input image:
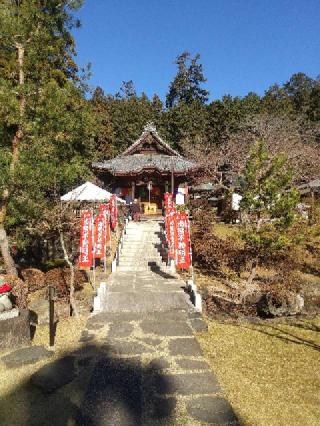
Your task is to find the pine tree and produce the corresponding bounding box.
[166,51,209,108]
[240,141,300,283]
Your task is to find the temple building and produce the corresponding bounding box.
[92,123,197,212]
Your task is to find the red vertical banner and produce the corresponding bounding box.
[174,213,191,269]
[94,214,105,259]
[99,203,109,216]
[99,204,110,242]
[78,210,93,269]
[164,192,173,211]
[110,195,117,230]
[168,214,176,259]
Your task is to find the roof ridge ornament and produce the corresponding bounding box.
[144,122,157,133]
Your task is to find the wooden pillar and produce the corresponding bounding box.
[171,161,175,195]
[131,181,135,200]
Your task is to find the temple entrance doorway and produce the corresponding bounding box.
[135,181,167,212]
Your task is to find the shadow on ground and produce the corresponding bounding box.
[251,323,320,351]
[227,320,320,352]
[0,343,175,426]
[147,261,176,280]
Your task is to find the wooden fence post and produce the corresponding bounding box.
[49,286,55,347]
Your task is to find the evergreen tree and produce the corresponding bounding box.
[91,87,116,159]
[284,72,314,114]
[166,51,209,108]
[162,102,208,150]
[240,141,300,283]
[0,0,95,273]
[115,80,137,99]
[307,78,320,122]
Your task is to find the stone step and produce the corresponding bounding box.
[119,256,167,263]
[120,252,163,258]
[121,249,167,255]
[120,252,161,257]
[100,291,189,313]
[122,242,160,247]
[121,246,162,251]
[123,238,160,245]
[122,239,160,243]
[116,267,173,275]
[118,261,166,266]
[118,263,168,269]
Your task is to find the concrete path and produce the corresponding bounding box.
[78,220,238,425]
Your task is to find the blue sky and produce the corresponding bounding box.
[74,0,320,101]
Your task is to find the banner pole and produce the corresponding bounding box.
[109,213,112,271]
[92,209,96,291]
[104,214,107,276]
[187,214,195,285]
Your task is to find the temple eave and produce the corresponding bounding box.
[93,167,196,177]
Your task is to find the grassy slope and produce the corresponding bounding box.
[198,317,320,426]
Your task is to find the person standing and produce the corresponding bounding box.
[130,199,141,222]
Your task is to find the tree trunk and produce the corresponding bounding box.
[0,189,17,275]
[247,261,257,286]
[0,226,17,276]
[59,231,78,317]
[0,43,25,275]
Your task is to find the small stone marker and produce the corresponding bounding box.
[0,309,30,349]
[111,259,117,272]
[93,295,101,312]
[195,292,202,312]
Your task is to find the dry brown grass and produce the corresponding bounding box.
[0,314,88,426]
[198,316,320,426]
[213,223,242,242]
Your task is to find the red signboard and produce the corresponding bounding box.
[78,210,93,269]
[174,213,191,269]
[164,192,173,211]
[110,195,117,230]
[94,213,105,259]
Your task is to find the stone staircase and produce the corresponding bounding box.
[117,220,170,273]
[95,220,190,313]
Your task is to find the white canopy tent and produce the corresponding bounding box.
[60,181,125,204]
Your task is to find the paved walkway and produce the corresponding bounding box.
[0,221,238,425]
[77,220,238,425]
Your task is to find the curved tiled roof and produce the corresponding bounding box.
[122,128,180,157]
[93,154,197,176]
